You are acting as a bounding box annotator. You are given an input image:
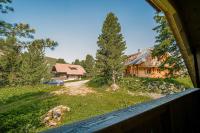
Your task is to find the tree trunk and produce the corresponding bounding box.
[112,70,116,84]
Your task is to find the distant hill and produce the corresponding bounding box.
[45,56,58,73]
[45,56,57,66]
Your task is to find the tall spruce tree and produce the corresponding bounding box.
[84,54,95,77]
[152,13,186,76]
[96,12,126,85]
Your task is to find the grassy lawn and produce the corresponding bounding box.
[0,76,193,132]
[0,84,151,132]
[174,77,193,88]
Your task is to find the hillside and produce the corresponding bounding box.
[45,56,57,66]
[45,56,57,72]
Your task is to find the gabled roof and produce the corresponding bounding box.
[125,48,161,67]
[52,63,86,75]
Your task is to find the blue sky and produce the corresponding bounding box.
[2,0,156,63]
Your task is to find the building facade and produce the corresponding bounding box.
[125,48,169,78]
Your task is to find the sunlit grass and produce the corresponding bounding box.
[0,84,151,132]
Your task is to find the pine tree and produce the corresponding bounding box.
[18,39,57,85]
[0,0,36,86]
[96,12,126,85]
[152,13,186,76]
[19,44,48,85]
[0,37,22,86]
[84,54,95,77]
[56,58,67,64]
[73,59,81,65]
[0,0,58,86]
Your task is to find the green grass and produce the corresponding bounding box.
[173,76,193,88]
[0,85,61,132]
[0,84,151,132]
[1,76,192,132]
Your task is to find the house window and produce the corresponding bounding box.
[147,68,151,74]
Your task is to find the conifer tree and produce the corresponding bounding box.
[56,58,67,64]
[19,45,47,85]
[96,12,126,85]
[18,39,58,85]
[73,59,81,65]
[84,54,95,77]
[152,13,186,76]
[0,0,58,86]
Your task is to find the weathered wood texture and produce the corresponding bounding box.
[44,88,200,133]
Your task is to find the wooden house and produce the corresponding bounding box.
[52,63,86,80]
[125,48,169,78]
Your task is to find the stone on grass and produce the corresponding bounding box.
[110,83,119,91]
[42,105,70,127]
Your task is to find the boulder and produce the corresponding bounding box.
[110,83,119,91]
[42,105,70,127]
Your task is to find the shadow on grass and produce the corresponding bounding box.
[0,91,59,132]
[0,91,47,105]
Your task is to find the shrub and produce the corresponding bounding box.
[87,76,108,88]
[118,77,189,94]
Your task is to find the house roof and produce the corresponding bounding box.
[52,63,86,75]
[125,48,161,67]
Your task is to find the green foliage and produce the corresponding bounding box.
[152,12,186,76]
[119,77,192,94]
[0,38,58,86]
[56,58,67,64]
[0,37,22,86]
[84,54,95,77]
[96,12,127,84]
[0,0,14,14]
[0,0,58,86]
[72,54,95,78]
[18,45,48,85]
[119,77,147,91]
[0,0,13,38]
[173,76,193,88]
[0,0,36,86]
[87,76,108,88]
[72,59,81,65]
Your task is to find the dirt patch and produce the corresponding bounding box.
[51,80,96,96]
[127,90,164,99]
[65,87,95,96]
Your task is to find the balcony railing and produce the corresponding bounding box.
[44,88,200,133]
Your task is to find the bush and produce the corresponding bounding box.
[118,77,189,94]
[87,76,108,88]
[118,77,145,91]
